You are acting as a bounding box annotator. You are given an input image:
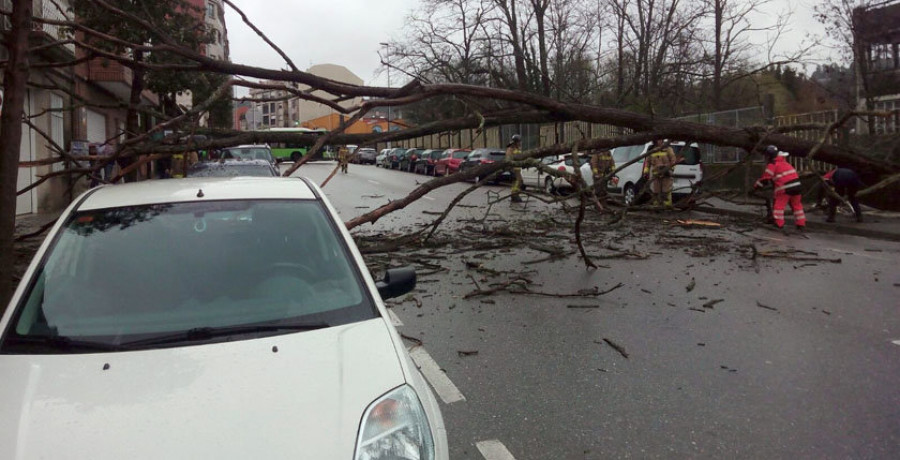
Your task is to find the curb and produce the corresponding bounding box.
[691,205,900,243]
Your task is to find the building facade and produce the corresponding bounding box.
[853,0,900,134]
[240,64,364,130]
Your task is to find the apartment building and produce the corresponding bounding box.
[853,0,900,134]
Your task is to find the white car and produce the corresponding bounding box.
[521,154,586,194]
[0,177,448,459]
[580,141,704,205]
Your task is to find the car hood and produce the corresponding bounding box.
[0,319,405,459]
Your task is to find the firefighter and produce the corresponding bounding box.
[754,145,806,232]
[823,167,864,223]
[643,139,678,207]
[506,134,524,203]
[589,149,617,201]
[338,146,349,174]
[168,149,199,178]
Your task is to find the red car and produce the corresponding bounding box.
[433,149,471,176]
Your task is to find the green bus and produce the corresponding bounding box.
[265,127,328,162]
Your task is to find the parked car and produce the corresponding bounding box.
[458,148,510,183]
[520,154,585,194]
[187,159,280,178]
[353,148,378,165]
[221,145,277,166]
[413,149,446,175]
[400,148,424,172]
[376,149,391,167]
[388,147,407,169]
[0,177,448,459]
[433,148,471,176]
[579,141,704,206]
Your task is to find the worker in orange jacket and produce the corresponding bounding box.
[754,145,806,231]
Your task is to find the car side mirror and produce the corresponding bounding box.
[375,266,416,300]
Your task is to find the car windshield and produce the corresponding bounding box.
[1,200,375,353]
[188,163,277,177]
[612,145,646,163]
[672,144,701,165]
[223,147,272,161]
[452,151,470,159]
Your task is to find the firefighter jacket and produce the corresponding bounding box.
[643,147,677,178]
[590,151,615,177]
[755,156,801,193]
[505,145,520,162]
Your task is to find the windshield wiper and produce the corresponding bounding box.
[5,335,126,352]
[121,323,330,348]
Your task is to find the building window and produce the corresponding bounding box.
[206,2,216,19]
[262,115,270,125]
[262,104,269,115]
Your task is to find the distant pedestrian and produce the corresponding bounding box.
[823,167,865,223]
[506,134,524,203]
[339,147,349,174]
[754,145,806,232]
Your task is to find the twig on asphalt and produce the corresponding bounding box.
[400,333,423,349]
[603,338,629,359]
[756,301,778,312]
[703,299,724,309]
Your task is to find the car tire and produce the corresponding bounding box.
[544,176,555,195]
[624,183,636,206]
[290,152,301,162]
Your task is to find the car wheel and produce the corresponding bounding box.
[290,152,301,162]
[544,176,555,195]
[624,184,636,206]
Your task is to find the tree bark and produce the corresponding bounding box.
[0,0,34,308]
[124,49,145,182]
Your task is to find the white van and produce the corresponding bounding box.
[580,141,703,206]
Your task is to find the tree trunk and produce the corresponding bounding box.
[713,0,723,110]
[0,0,34,308]
[533,1,551,96]
[124,49,145,183]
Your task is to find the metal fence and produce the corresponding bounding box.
[676,106,768,163]
[773,109,839,172]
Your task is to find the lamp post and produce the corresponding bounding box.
[380,42,391,148]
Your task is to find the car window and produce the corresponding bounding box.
[673,145,701,165]
[489,151,506,161]
[452,151,470,159]
[225,148,272,161]
[612,145,645,163]
[188,163,277,177]
[1,200,375,353]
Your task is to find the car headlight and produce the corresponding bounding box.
[355,385,435,460]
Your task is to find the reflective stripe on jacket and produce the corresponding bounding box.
[755,156,800,192]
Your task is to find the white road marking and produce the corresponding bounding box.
[408,347,466,404]
[476,440,517,460]
[387,309,403,327]
[822,247,889,261]
[367,179,381,185]
[423,196,436,201]
[892,340,900,346]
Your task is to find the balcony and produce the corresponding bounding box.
[86,57,158,105]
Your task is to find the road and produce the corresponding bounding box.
[289,161,900,459]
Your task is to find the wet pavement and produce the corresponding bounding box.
[294,162,900,459]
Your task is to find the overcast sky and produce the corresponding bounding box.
[224,0,831,88]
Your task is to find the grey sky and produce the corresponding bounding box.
[224,0,831,88]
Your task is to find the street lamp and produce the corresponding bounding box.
[380,42,391,148]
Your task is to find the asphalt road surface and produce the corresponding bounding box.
[288,161,900,459]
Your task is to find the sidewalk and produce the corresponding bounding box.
[693,197,900,242]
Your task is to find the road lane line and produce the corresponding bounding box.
[476,440,517,460]
[822,247,889,261]
[408,347,466,404]
[387,309,403,327]
[367,179,381,185]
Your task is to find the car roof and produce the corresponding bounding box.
[228,144,270,149]
[78,177,317,211]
